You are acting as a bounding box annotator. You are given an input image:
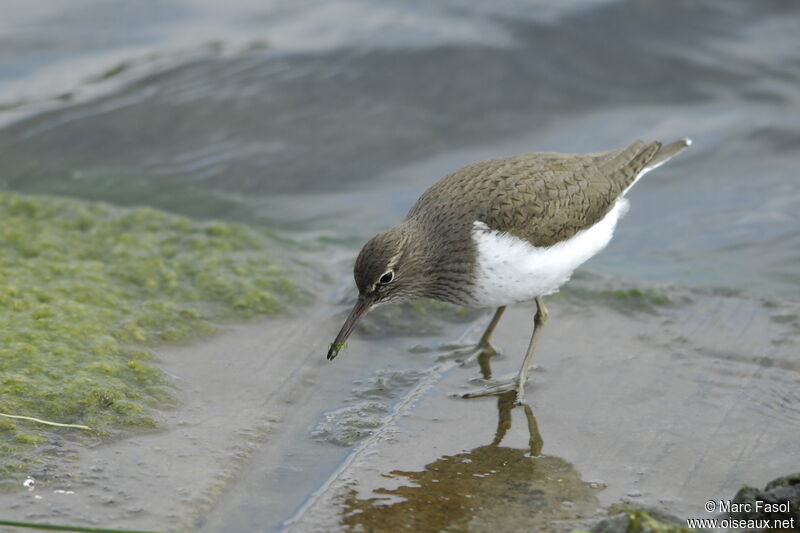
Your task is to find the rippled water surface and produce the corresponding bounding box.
[2,0,798,297]
[1,1,798,531]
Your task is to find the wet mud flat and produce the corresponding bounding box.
[280,287,800,533]
[0,309,323,531]
[1,280,797,532]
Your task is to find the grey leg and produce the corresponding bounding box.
[438,306,506,372]
[478,306,506,347]
[461,298,548,403]
[514,297,548,404]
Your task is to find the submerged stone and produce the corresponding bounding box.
[310,401,390,447]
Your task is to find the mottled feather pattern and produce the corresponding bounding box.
[407,139,661,247]
[351,139,686,307]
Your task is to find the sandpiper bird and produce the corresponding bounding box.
[327,139,691,402]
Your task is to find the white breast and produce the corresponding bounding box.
[469,199,629,307]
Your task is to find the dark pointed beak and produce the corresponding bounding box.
[327,295,373,361]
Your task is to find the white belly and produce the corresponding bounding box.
[469,199,629,307]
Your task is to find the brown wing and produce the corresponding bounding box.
[406,140,662,247]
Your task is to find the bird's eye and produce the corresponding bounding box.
[378,271,395,285]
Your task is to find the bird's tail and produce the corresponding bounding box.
[648,138,692,172]
[621,137,691,196]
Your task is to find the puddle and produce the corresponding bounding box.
[338,400,600,533]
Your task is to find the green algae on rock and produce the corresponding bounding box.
[0,190,300,477]
[588,506,701,533]
[556,272,682,315]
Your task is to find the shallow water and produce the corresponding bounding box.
[1,0,799,531]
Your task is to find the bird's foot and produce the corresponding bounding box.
[458,374,529,404]
[436,341,498,367]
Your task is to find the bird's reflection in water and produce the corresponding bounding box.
[493,390,543,457]
[473,349,543,455]
[340,389,600,532]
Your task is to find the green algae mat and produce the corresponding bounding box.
[0,190,300,477]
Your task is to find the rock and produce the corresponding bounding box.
[731,472,800,523]
[591,506,703,533]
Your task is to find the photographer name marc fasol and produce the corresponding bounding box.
[718,500,791,514]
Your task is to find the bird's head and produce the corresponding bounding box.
[327,222,430,360]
